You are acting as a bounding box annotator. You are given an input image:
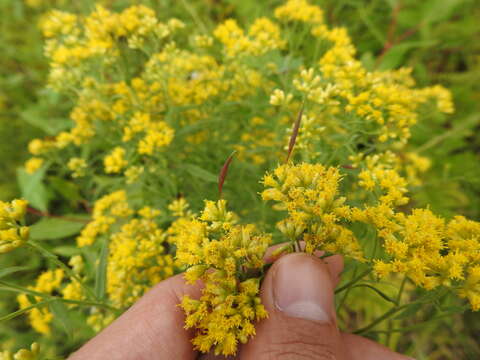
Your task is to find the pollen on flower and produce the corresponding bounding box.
[168,200,271,355]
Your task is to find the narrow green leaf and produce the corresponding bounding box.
[16,167,49,212]
[49,176,81,203]
[29,216,88,241]
[183,164,217,183]
[95,239,109,300]
[52,246,81,257]
[394,302,423,320]
[379,41,436,70]
[49,300,73,338]
[351,284,398,305]
[0,266,31,279]
[0,299,53,322]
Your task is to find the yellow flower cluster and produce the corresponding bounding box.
[122,112,174,155]
[357,209,480,311]
[41,5,183,85]
[262,163,363,260]
[76,190,132,247]
[74,192,176,327]
[352,151,431,201]
[17,269,64,334]
[309,27,453,144]
[274,0,324,24]
[168,200,270,355]
[107,210,174,309]
[24,158,44,174]
[214,17,284,57]
[0,200,29,254]
[0,342,40,360]
[67,157,87,178]
[104,147,128,174]
[12,2,476,355]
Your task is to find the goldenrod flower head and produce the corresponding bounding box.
[68,255,85,274]
[0,200,29,254]
[24,158,44,174]
[214,17,284,58]
[193,35,213,48]
[168,199,270,355]
[124,166,144,184]
[104,147,128,174]
[168,198,190,217]
[2,342,40,360]
[200,200,237,231]
[269,89,292,106]
[17,269,64,334]
[179,228,270,355]
[138,206,161,219]
[77,190,132,247]
[107,218,174,308]
[262,163,363,259]
[67,157,87,178]
[274,0,324,24]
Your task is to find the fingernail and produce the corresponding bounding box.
[272,253,335,323]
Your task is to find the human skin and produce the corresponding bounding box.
[69,253,414,360]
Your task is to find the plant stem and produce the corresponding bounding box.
[0,280,120,314]
[27,241,97,301]
[386,275,408,347]
[335,268,372,294]
[354,296,427,335]
[417,115,479,154]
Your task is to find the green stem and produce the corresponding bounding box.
[0,299,54,322]
[386,275,408,347]
[353,304,408,335]
[417,115,479,153]
[0,280,119,314]
[179,0,208,33]
[336,267,358,313]
[335,268,372,294]
[26,241,97,301]
[354,296,428,335]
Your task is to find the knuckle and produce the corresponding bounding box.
[258,321,339,360]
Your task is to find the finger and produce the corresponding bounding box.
[264,242,345,287]
[342,333,415,360]
[68,274,202,360]
[241,253,347,360]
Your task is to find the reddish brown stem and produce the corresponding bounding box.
[27,207,90,223]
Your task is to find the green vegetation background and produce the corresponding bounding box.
[0,0,479,358]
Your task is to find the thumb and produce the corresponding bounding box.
[241,253,346,360]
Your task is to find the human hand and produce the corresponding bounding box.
[69,253,413,359]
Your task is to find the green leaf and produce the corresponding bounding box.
[52,246,81,257]
[49,176,81,204]
[0,266,31,279]
[20,90,71,135]
[95,238,109,300]
[351,284,398,305]
[183,164,217,183]
[29,216,88,241]
[49,299,73,338]
[17,167,49,212]
[421,0,463,24]
[379,41,436,70]
[394,302,423,320]
[0,299,53,322]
